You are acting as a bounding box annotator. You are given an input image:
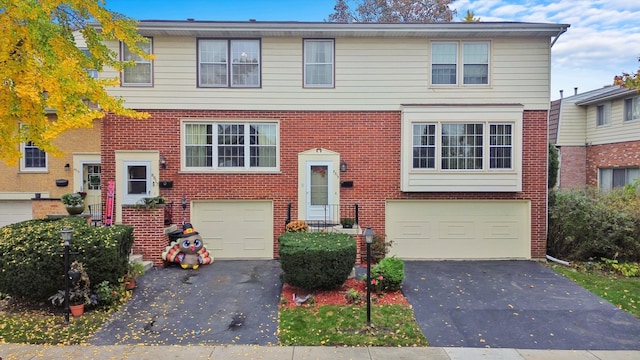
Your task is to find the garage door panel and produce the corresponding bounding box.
[0,201,33,228]
[387,200,530,260]
[192,201,273,259]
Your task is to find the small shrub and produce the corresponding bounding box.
[285,220,309,232]
[345,288,363,304]
[371,256,404,291]
[602,258,640,277]
[371,234,393,263]
[279,232,356,290]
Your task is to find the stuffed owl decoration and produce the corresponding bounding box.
[162,224,212,269]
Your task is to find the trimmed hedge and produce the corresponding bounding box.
[0,217,134,301]
[279,231,356,290]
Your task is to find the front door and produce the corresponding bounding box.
[306,161,336,222]
[83,164,101,206]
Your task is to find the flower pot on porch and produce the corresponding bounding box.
[65,205,85,215]
[69,304,84,317]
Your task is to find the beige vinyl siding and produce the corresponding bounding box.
[104,36,551,111]
[586,98,640,145]
[556,101,588,146]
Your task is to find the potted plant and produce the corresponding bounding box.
[340,217,355,229]
[123,261,146,290]
[136,195,166,210]
[61,193,85,215]
[49,261,96,316]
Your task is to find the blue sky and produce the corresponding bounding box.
[105,0,640,99]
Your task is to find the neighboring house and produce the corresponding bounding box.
[549,85,640,190]
[0,116,102,228]
[93,20,567,265]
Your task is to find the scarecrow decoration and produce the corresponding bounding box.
[162,223,212,269]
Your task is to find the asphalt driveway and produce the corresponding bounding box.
[89,260,282,346]
[403,260,640,350]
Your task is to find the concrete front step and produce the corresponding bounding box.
[129,254,154,271]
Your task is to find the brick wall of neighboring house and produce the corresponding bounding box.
[0,118,100,198]
[102,109,548,263]
[586,140,640,187]
[558,146,587,189]
[32,198,67,219]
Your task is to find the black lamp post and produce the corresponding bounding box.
[363,226,374,327]
[60,228,73,326]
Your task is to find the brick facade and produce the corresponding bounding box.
[102,109,548,263]
[585,140,640,187]
[558,146,587,189]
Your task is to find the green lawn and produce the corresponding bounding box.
[279,304,427,346]
[549,263,640,318]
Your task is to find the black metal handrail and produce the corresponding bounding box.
[285,203,359,229]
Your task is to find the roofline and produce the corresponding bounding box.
[574,88,638,106]
[93,20,569,38]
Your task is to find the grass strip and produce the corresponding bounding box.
[279,304,427,346]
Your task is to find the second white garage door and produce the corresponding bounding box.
[386,200,530,260]
[191,200,273,259]
[0,200,33,228]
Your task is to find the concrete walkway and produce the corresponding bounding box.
[1,344,639,359]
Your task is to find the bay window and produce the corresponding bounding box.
[411,122,513,171]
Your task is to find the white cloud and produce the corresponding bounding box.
[453,0,640,96]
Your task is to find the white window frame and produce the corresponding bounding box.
[599,167,639,191]
[596,103,611,126]
[121,37,153,86]
[122,161,151,205]
[431,41,490,86]
[411,122,513,171]
[303,39,334,88]
[624,96,640,122]
[198,39,261,88]
[182,121,279,172]
[20,141,48,172]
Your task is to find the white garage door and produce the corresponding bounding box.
[386,200,530,260]
[191,200,273,259]
[0,200,33,228]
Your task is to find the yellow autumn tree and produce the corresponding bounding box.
[614,61,640,91]
[0,0,151,165]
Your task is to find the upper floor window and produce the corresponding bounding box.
[412,122,512,171]
[184,122,277,170]
[21,141,47,171]
[431,41,489,86]
[624,96,640,122]
[304,39,334,88]
[599,167,639,191]
[597,103,611,126]
[121,38,153,86]
[198,39,261,88]
[80,49,98,79]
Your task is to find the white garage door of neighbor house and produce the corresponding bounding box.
[0,200,33,228]
[386,200,530,260]
[191,201,273,259]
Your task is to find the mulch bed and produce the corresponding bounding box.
[280,277,409,309]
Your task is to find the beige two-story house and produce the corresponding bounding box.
[550,85,640,190]
[90,20,568,265]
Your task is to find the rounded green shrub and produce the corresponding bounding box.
[371,256,404,291]
[279,232,356,290]
[0,217,134,302]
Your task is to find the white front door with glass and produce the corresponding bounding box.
[306,161,336,222]
[123,161,151,205]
